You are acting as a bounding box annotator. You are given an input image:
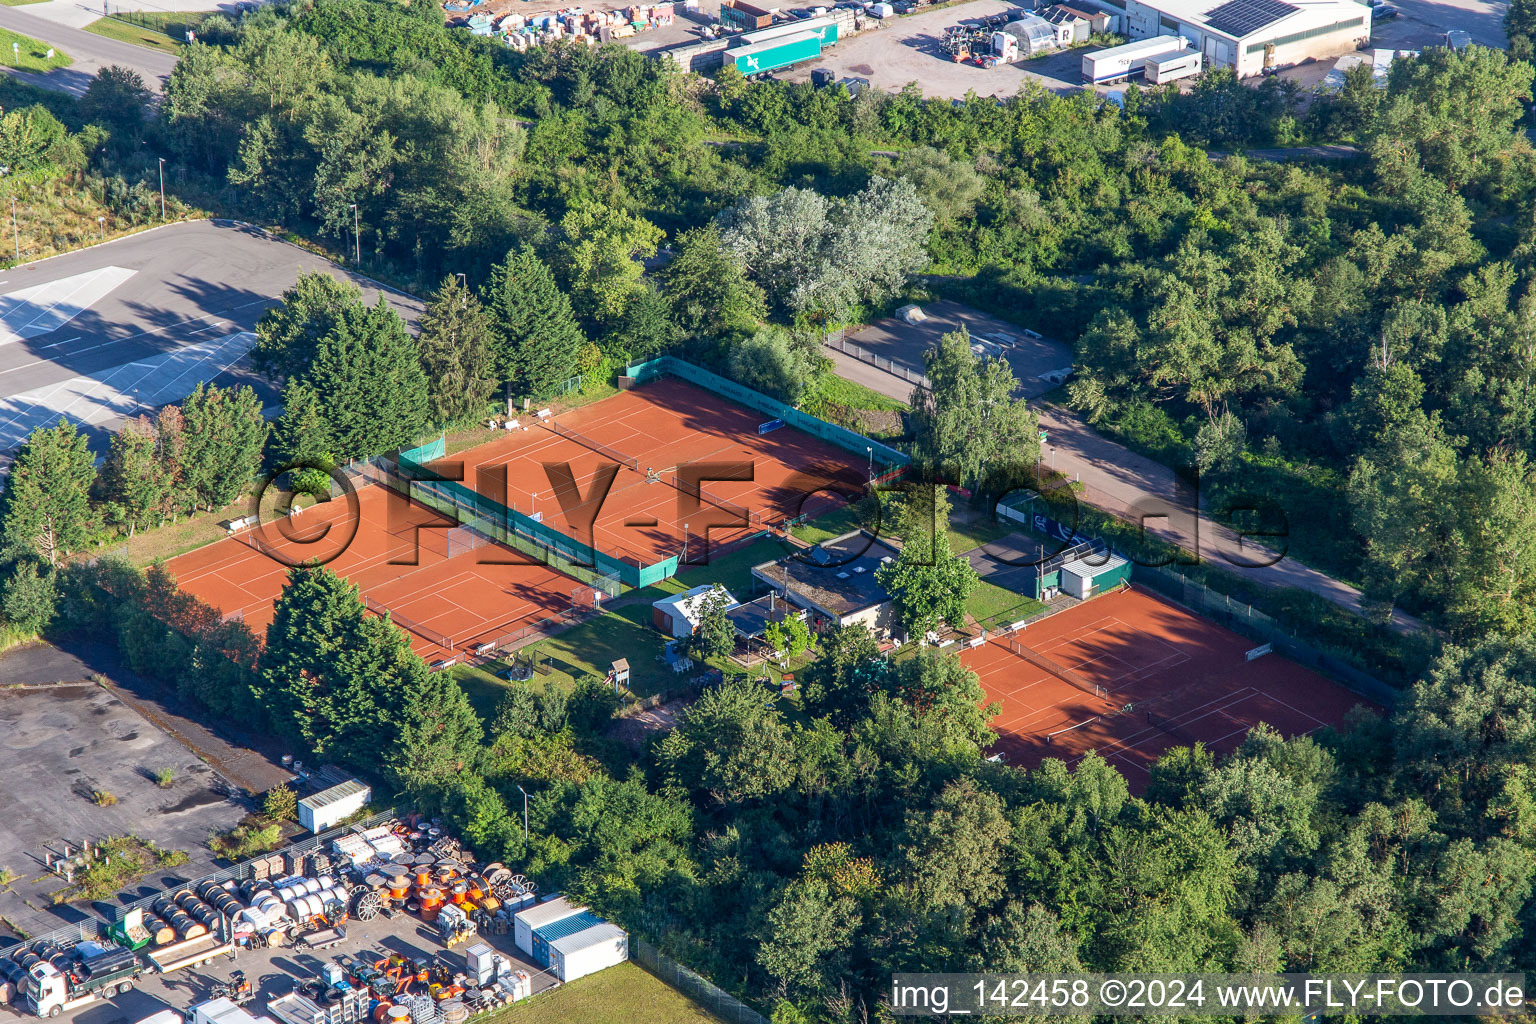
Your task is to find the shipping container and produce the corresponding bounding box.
[296,778,369,833]
[547,923,628,983]
[512,897,582,956]
[739,14,838,44]
[1080,34,1187,83]
[529,910,604,967]
[728,30,823,74]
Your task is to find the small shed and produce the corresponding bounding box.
[1041,4,1092,42]
[652,584,738,638]
[297,777,370,833]
[1059,553,1131,599]
[548,922,629,983]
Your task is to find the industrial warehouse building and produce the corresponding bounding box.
[1084,0,1371,76]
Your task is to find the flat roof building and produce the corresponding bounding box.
[752,531,900,636]
[1121,0,1370,76]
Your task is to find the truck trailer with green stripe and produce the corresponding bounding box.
[729,30,823,74]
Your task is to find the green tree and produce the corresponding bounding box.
[876,484,978,638]
[270,382,337,497]
[1,419,97,566]
[912,327,1039,490]
[727,326,821,406]
[79,66,150,146]
[1,561,57,634]
[1379,46,1536,193]
[417,274,498,425]
[98,416,167,536]
[756,876,861,998]
[685,585,737,662]
[1393,637,1536,836]
[482,246,587,398]
[263,782,297,821]
[306,297,430,459]
[491,687,540,739]
[389,671,484,793]
[659,678,794,804]
[657,224,765,340]
[252,272,362,382]
[180,383,268,511]
[556,198,663,326]
[605,285,679,361]
[799,622,884,728]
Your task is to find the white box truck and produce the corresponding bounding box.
[1081,34,1187,83]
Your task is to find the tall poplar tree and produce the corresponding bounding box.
[482,246,585,399]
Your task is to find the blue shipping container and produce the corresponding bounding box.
[530,911,604,967]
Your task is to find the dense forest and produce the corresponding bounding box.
[0,0,1533,1017]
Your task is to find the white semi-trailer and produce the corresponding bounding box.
[1143,47,1203,83]
[1081,34,1189,83]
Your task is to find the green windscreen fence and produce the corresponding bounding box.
[390,450,679,590]
[382,363,906,591]
[626,356,910,473]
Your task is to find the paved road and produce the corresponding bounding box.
[0,219,423,457]
[0,1,177,94]
[825,347,1425,633]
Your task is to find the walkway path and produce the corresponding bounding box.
[824,347,1424,633]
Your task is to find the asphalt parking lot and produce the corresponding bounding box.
[779,0,1085,98]
[3,905,558,1024]
[0,221,423,461]
[836,300,1073,401]
[0,685,248,940]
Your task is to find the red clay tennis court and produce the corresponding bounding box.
[434,377,870,567]
[962,586,1369,788]
[166,378,871,660]
[165,484,583,664]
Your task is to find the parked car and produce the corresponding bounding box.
[1444,28,1472,49]
[1373,5,1399,18]
[786,7,812,17]
[893,1,915,13]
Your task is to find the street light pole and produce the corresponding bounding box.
[682,522,689,563]
[515,784,528,842]
[10,197,18,262]
[157,157,165,220]
[350,203,360,264]
[97,216,104,243]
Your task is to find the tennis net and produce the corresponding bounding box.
[364,595,454,650]
[546,420,640,472]
[670,473,751,523]
[1009,635,1106,700]
[1144,707,1202,747]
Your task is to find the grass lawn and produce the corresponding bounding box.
[0,0,48,6]
[0,28,69,71]
[946,515,1014,556]
[967,580,1045,632]
[82,14,208,55]
[518,605,675,698]
[491,962,724,1024]
[808,373,907,412]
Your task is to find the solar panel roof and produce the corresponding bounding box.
[1203,0,1298,36]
